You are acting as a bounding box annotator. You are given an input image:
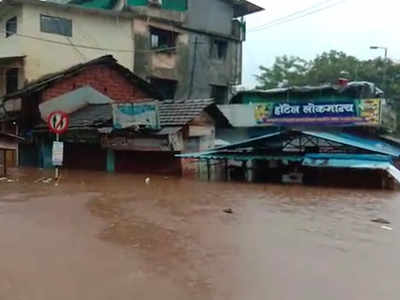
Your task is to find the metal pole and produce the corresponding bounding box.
[2,150,6,177]
[383,48,388,94]
[55,133,59,179]
[224,159,228,181]
[207,159,211,181]
[188,37,199,99]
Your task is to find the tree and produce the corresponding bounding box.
[255,55,310,89]
[256,50,400,100]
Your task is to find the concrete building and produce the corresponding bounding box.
[0,0,263,102]
[0,0,134,96]
[68,0,264,101]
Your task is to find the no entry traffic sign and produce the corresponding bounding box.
[48,111,69,135]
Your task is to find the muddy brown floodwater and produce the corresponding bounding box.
[0,168,400,300]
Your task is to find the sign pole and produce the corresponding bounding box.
[55,133,59,179]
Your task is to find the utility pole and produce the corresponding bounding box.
[370,46,388,94]
[188,37,199,99]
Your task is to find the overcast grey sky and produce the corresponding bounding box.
[242,0,400,88]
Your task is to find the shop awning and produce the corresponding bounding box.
[303,154,400,183]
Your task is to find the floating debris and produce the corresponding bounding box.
[381,225,393,231]
[145,177,150,184]
[34,177,47,183]
[223,208,233,214]
[371,218,391,225]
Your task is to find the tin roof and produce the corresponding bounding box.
[179,130,400,158]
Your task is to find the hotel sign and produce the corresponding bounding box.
[218,99,382,127]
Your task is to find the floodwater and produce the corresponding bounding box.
[0,168,400,300]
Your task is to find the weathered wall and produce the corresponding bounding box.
[177,32,238,100]
[41,64,150,103]
[19,3,134,83]
[133,19,189,83]
[186,0,233,36]
[133,18,240,101]
[0,5,25,96]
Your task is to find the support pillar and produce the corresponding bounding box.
[246,160,255,183]
[2,150,6,177]
[224,159,229,181]
[207,159,211,181]
[106,149,115,173]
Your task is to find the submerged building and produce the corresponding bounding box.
[181,82,400,189]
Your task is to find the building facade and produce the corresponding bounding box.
[128,0,261,102]
[0,0,263,102]
[69,0,263,102]
[0,0,134,96]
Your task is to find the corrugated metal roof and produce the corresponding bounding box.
[303,155,400,183]
[39,86,113,121]
[178,130,400,160]
[304,131,400,157]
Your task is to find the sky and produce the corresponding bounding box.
[242,0,400,88]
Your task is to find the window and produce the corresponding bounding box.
[210,39,228,60]
[40,15,72,37]
[150,77,177,99]
[150,27,177,50]
[6,17,17,38]
[6,68,19,94]
[210,85,228,104]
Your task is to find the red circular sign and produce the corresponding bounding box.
[47,111,69,134]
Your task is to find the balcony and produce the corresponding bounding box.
[127,5,187,24]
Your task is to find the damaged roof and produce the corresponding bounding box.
[1,55,162,102]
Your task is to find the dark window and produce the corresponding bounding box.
[40,15,72,37]
[6,17,17,38]
[6,68,19,94]
[150,77,177,99]
[210,85,228,104]
[210,39,228,60]
[150,27,177,50]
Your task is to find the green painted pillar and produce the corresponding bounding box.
[106,149,115,173]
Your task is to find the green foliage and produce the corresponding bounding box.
[256,50,400,100]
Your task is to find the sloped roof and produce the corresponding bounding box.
[68,104,113,129]
[35,98,216,130]
[1,55,162,102]
[230,0,264,17]
[159,99,214,126]
[179,130,400,158]
[39,86,113,121]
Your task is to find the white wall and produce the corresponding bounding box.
[0,5,25,95]
[20,3,134,82]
